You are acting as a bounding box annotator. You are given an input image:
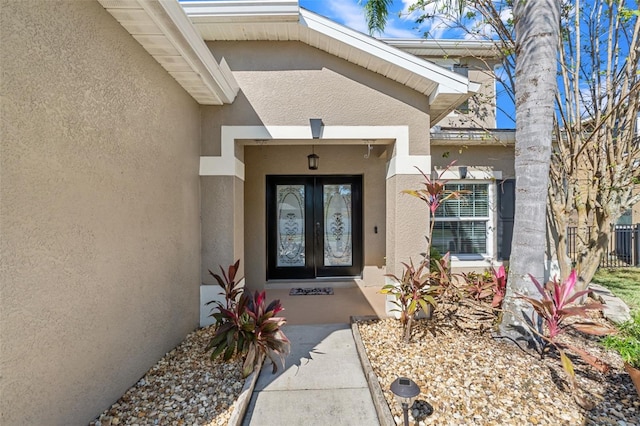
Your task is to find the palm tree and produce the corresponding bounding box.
[359,0,560,340]
[498,0,559,340]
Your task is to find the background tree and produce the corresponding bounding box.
[549,0,640,289]
[360,0,560,340]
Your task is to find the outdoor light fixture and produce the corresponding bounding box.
[309,118,323,139]
[390,377,421,426]
[308,146,319,170]
[458,165,468,179]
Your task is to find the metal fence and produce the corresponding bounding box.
[567,224,640,268]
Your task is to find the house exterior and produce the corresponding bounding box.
[0,0,513,424]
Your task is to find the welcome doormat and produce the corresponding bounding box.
[289,287,334,296]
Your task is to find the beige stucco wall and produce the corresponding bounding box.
[200,40,434,278]
[386,173,431,276]
[201,41,431,156]
[242,144,389,289]
[427,57,499,130]
[201,176,245,282]
[1,1,201,424]
[431,145,516,178]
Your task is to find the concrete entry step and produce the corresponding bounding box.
[264,285,387,325]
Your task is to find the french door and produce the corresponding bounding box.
[266,175,363,280]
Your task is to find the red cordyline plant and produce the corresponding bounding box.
[461,265,507,320]
[382,258,437,343]
[205,260,290,378]
[517,270,614,402]
[207,290,290,378]
[383,162,461,342]
[490,265,507,309]
[403,161,461,266]
[206,259,243,313]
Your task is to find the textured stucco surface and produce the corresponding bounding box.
[1,1,201,424]
[431,145,516,178]
[385,174,430,277]
[201,41,431,156]
[201,176,245,282]
[242,144,388,289]
[434,57,499,129]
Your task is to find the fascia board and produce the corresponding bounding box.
[382,38,502,58]
[141,0,239,104]
[181,0,299,23]
[299,9,469,96]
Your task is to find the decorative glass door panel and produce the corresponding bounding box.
[276,185,306,267]
[267,176,362,280]
[323,184,352,267]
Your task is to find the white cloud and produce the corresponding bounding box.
[323,0,370,34]
[316,0,421,38]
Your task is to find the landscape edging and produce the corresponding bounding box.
[228,354,264,426]
[351,316,396,426]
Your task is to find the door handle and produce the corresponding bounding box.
[315,221,321,244]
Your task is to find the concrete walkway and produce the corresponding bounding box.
[242,323,379,426]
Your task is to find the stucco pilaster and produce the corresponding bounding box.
[201,176,245,280]
[385,173,430,277]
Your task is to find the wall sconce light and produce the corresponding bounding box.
[308,146,319,170]
[390,377,420,426]
[310,118,323,139]
[458,166,468,179]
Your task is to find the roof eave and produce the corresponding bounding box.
[99,0,239,105]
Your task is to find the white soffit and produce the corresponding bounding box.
[181,1,477,122]
[98,0,239,105]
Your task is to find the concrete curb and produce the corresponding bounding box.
[228,354,265,426]
[351,316,395,426]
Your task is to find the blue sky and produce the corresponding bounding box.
[299,0,422,38]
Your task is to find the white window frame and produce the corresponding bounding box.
[428,172,502,270]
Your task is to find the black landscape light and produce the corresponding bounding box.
[390,377,420,426]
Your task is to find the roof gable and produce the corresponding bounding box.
[182,1,478,123]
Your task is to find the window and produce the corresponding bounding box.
[432,183,489,256]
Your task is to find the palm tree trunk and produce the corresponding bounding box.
[499,0,560,341]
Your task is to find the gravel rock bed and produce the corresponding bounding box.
[357,303,639,426]
[90,326,244,426]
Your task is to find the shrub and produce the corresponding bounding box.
[205,260,290,378]
[206,259,243,315]
[517,270,615,396]
[382,258,437,343]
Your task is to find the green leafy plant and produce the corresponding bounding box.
[517,270,614,398]
[601,311,640,369]
[382,258,438,343]
[206,290,290,378]
[462,270,494,302]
